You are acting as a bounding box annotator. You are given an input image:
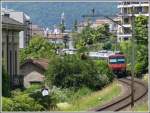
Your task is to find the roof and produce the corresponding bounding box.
[109,54,126,58]
[2,15,25,30]
[20,59,49,71]
[47,33,69,39]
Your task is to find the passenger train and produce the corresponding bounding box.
[108,54,126,77]
[88,50,127,77]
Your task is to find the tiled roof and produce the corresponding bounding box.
[20,59,49,70]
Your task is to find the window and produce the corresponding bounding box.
[124,37,129,41]
[109,57,125,64]
[15,51,17,75]
[109,59,117,64]
[30,81,41,85]
[124,18,129,24]
[9,50,12,76]
[118,58,125,63]
[137,7,142,13]
[124,28,131,34]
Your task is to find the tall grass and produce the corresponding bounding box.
[132,101,148,112]
[58,81,121,111]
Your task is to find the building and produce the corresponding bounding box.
[20,59,49,88]
[91,19,110,28]
[2,15,25,88]
[1,8,32,48]
[31,24,45,37]
[46,27,70,46]
[117,1,149,41]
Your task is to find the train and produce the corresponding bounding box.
[108,54,127,77]
[88,50,127,77]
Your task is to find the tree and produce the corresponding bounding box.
[135,15,148,45]
[74,24,113,52]
[45,55,114,90]
[59,20,65,33]
[134,15,148,76]
[19,36,55,63]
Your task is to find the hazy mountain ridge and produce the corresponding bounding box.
[2,2,118,29]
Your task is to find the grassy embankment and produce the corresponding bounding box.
[132,74,149,112]
[57,81,122,111]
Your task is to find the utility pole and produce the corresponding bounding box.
[131,5,135,108]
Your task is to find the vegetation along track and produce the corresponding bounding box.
[94,77,148,111]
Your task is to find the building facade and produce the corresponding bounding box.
[1,8,32,48]
[117,1,149,41]
[2,15,24,88]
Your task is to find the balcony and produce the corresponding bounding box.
[118,33,132,37]
[123,24,131,28]
[118,3,149,8]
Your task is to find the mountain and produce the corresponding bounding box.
[2,2,119,29]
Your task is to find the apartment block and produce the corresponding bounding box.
[117,1,149,42]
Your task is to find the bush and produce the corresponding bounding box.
[2,97,14,111]
[95,60,114,87]
[24,84,42,94]
[2,95,44,111]
[29,90,57,110]
[45,55,114,90]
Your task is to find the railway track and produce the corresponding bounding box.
[92,77,148,111]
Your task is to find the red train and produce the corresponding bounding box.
[108,54,126,77]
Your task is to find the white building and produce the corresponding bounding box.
[117,1,149,42]
[1,8,32,48]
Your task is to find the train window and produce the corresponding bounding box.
[109,59,117,63]
[117,58,125,63]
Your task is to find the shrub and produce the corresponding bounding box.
[2,95,44,111]
[45,55,114,90]
[2,97,14,111]
[29,90,57,110]
[24,84,42,94]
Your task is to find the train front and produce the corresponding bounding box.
[108,54,126,77]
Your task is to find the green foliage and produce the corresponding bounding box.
[74,24,114,52]
[2,95,44,111]
[19,36,55,63]
[134,16,148,76]
[2,66,10,97]
[2,97,14,111]
[135,15,148,45]
[23,85,42,94]
[102,41,112,50]
[59,20,65,33]
[119,15,148,76]
[29,91,56,110]
[95,60,114,86]
[45,55,114,90]
[119,41,132,65]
